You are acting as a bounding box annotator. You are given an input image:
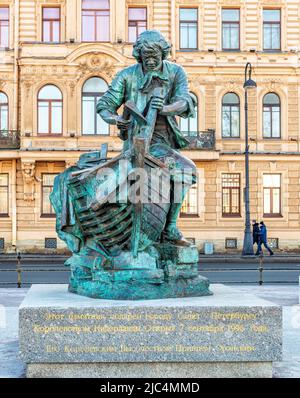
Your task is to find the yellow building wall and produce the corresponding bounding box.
[0,0,300,253]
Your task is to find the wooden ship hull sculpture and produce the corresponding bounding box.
[50,90,211,300]
[68,147,171,258]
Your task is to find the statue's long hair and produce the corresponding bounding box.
[132,30,171,63]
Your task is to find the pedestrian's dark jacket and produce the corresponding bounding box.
[259,225,268,243]
[252,223,260,243]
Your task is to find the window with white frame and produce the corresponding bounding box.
[0,7,9,48]
[263,174,281,216]
[41,174,57,217]
[263,9,281,51]
[128,7,147,43]
[179,93,198,137]
[222,9,240,50]
[42,7,61,42]
[179,8,198,50]
[222,93,240,138]
[263,93,281,139]
[82,0,110,42]
[0,173,8,216]
[82,77,109,135]
[181,184,198,216]
[0,92,8,132]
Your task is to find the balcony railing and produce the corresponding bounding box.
[183,129,216,150]
[0,130,20,149]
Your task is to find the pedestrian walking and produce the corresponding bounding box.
[252,220,260,252]
[256,221,274,256]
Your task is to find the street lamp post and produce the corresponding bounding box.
[242,63,257,256]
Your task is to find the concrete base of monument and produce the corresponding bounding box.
[26,362,273,378]
[19,284,282,379]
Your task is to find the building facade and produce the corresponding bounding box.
[0,0,300,254]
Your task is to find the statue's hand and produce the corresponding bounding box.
[151,97,164,111]
[116,116,132,131]
[159,100,188,116]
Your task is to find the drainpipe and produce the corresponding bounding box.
[171,0,176,60]
[12,0,20,250]
[13,0,19,132]
[11,159,17,248]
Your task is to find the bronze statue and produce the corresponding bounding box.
[50,30,211,299]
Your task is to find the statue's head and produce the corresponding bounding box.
[133,30,171,72]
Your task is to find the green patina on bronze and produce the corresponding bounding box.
[50,30,212,300]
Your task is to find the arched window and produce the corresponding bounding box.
[0,92,8,132]
[82,77,109,135]
[179,93,198,137]
[222,93,240,138]
[38,85,62,134]
[263,93,281,138]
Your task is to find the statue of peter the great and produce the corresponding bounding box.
[97,30,197,246]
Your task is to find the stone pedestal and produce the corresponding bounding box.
[19,284,282,378]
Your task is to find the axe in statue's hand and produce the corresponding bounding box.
[119,101,148,141]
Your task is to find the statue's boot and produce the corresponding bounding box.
[163,201,192,247]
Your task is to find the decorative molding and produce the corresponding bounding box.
[225,80,244,92]
[228,161,236,172]
[270,161,277,172]
[76,53,116,80]
[260,78,283,91]
[261,0,284,4]
[21,79,32,98]
[0,79,6,90]
[68,81,76,97]
[21,66,72,80]
[65,159,77,169]
[21,161,37,202]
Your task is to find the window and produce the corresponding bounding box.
[0,92,8,132]
[41,174,57,217]
[263,93,280,138]
[82,77,109,135]
[179,8,198,50]
[0,7,9,48]
[180,93,198,137]
[222,174,241,216]
[38,85,63,134]
[128,8,147,43]
[222,93,240,138]
[0,174,8,216]
[263,174,281,216]
[42,7,60,42]
[82,0,110,42]
[181,185,198,216]
[263,9,281,51]
[222,9,240,50]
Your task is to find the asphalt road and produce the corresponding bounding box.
[0,257,299,287]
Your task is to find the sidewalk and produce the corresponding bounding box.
[0,285,299,378]
[1,253,300,263]
[0,254,68,263]
[201,254,300,264]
